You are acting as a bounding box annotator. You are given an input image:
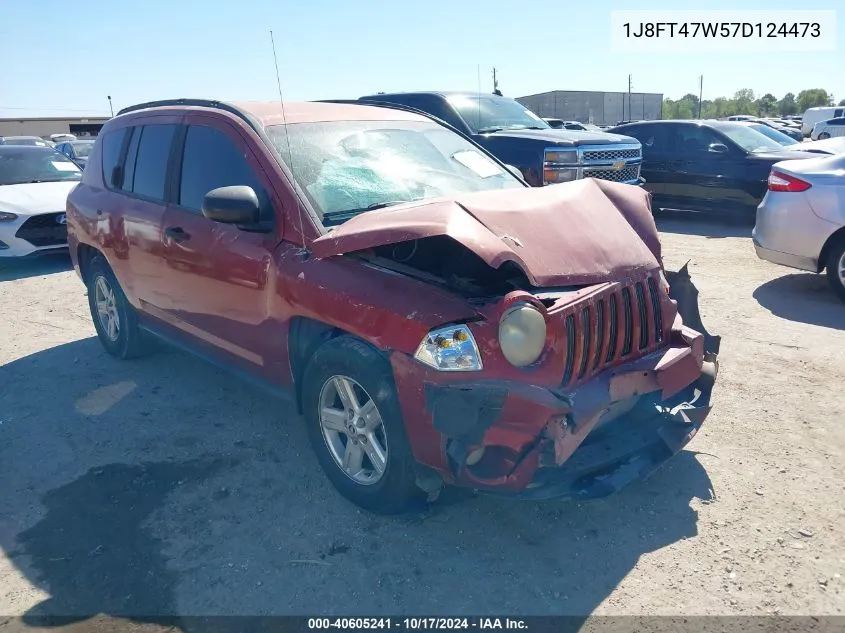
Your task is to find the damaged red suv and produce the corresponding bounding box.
[67,98,720,513]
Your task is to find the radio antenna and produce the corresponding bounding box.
[476,64,482,131]
[269,29,308,252]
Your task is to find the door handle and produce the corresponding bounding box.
[165,227,191,242]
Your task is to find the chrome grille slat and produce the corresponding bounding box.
[648,277,664,343]
[578,307,591,379]
[593,300,605,370]
[583,165,641,183]
[563,314,576,385]
[606,294,618,363]
[635,282,648,350]
[582,148,641,161]
[621,288,633,356]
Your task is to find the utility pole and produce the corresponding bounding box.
[107,95,114,117]
[492,67,502,96]
[698,75,703,119]
[628,74,632,121]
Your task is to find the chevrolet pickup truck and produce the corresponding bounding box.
[355,92,644,187]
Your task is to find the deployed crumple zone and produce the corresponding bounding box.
[313,178,720,502]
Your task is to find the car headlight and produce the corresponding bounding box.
[499,303,547,367]
[0,212,18,222]
[545,149,578,164]
[543,149,579,185]
[414,324,482,371]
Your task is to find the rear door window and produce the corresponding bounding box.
[120,126,142,193]
[131,124,176,201]
[100,127,129,189]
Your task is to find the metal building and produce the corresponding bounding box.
[0,116,109,139]
[516,90,663,126]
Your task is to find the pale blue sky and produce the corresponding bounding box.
[1,0,841,118]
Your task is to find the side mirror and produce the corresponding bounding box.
[201,186,260,225]
[708,143,729,154]
[504,164,524,180]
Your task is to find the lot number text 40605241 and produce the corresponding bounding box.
[307,618,528,630]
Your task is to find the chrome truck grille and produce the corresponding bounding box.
[579,143,642,184]
[543,143,643,186]
[559,276,665,388]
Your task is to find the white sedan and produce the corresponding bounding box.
[811,117,845,140]
[0,145,82,258]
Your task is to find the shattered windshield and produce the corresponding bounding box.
[266,120,523,226]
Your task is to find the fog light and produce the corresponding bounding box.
[466,446,486,466]
[0,239,8,250]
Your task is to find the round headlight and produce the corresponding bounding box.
[498,302,547,367]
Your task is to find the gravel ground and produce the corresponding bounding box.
[0,217,843,627]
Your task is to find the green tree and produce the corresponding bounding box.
[796,89,832,112]
[756,93,778,116]
[839,99,845,106]
[733,89,756,116]
[778,93,798,115]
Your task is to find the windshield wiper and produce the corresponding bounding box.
[476,126,504,134]
[322,200,412,224]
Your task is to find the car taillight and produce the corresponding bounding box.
[768,170,811,192]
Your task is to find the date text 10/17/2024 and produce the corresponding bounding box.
[308,618,528,630]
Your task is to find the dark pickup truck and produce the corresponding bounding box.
[356,92,644,187]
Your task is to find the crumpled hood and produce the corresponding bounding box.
[0,181,78,216]
[311,179,662,287]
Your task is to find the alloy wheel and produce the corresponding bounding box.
[318,375,388,485]
[94,276,120,342]
[838,251,845,288]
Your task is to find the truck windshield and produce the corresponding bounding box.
[0,147,82,186]
[446,95,551,134]
[266,120,524,226]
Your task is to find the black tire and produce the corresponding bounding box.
[825,239,845,302]
[819,132,831,140]
[301,336,422,514]
[86,255,150,359]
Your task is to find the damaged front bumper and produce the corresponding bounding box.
[391,265,721,502]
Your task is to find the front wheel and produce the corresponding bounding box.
[301,336,422,514]
[818,132,831,140]
[825,240,845,302]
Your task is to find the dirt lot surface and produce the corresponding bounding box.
[1,217,844,627]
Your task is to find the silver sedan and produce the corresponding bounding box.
[753,153,845,301]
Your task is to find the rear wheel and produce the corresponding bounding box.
[301,336,422,514]
[86,256,150,358]
[825,239,845,302]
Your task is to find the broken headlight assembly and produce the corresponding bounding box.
[499,302,547,367]
[414,324,482,371]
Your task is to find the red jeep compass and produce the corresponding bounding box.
[67,99,720,514]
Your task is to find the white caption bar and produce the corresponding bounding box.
[610,10,836,52]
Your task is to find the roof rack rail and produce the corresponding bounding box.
[115,99,261,134]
